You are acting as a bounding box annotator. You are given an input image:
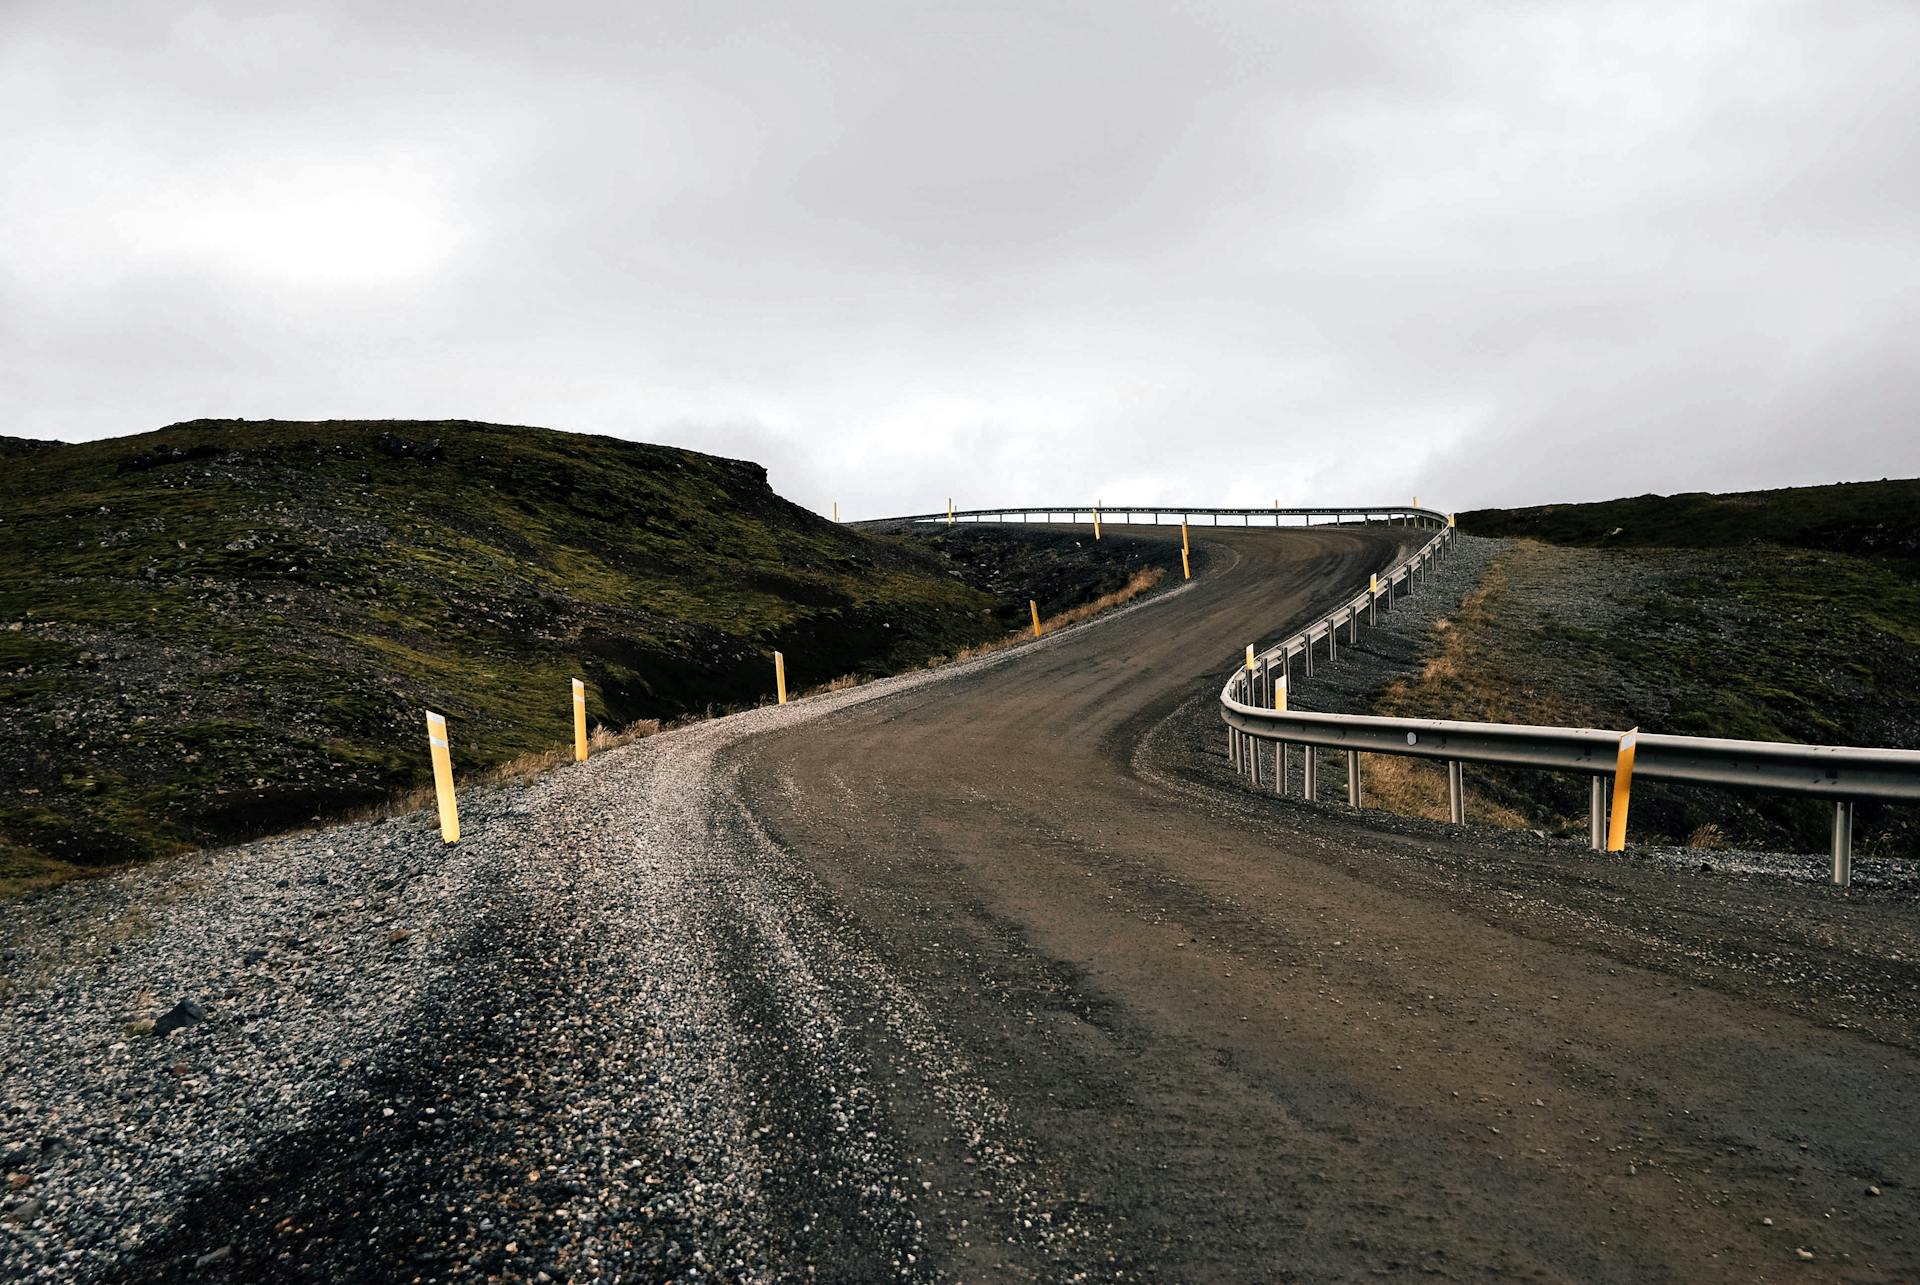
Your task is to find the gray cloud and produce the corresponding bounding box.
[3,0,1916,515]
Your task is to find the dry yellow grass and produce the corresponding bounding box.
[878,568,1168,678]
[1374,543,1593,730]
[1356,754,1534,828]
[1687,823,1729,850]
[1363,542,1595,831]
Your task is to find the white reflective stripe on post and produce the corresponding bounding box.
[1606,731,1638,852]
[425,711,459,844]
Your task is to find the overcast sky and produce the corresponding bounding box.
[4,1,1916,516]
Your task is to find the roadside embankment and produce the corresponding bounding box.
[0,422,1165,893]
[1286,524,1920,870]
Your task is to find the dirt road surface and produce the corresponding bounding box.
[4,523,1915,1283]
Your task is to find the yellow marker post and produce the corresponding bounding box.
[774,651,789,705]
[1181,521,1190,554]
[1370,573,1379,594]
[1273,675,1287,711]
[1030,599,1042,638]
[1606,729,1638,852]
[833,501,840,522]
[1245,644,1256,672]
[425,711,459,844]
[571,678,588,762]
[947,498,954,526]
[1181,546,1191,580]
[1093,507,1102,540]
[1414,495,1420,509]
[1448,512,1456,528]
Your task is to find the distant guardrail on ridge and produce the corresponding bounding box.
[851,504,1441,529]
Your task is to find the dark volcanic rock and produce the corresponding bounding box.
[153,997,207,1036]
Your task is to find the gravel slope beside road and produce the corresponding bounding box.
[4,520,1917,1283]
[2,570,1189,1283]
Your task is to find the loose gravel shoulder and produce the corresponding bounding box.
[0,591,1186,1283]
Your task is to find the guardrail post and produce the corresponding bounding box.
[1347,751,1362,806]
[1303,747,1318,801]
[1831,801,1854,887]
[1606,730,1638,851]
[1589,777,1606,850]
[572,678,589,762]
[1447,760,1465,824]
[425,711,459,844]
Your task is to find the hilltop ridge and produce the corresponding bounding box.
[0,419,1168,886]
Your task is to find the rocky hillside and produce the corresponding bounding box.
[0,419,1168,889]
[1393,480,1920,856]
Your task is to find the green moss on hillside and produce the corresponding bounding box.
[2,419,1013,877]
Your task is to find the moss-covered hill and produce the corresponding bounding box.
[0,419,1052,886]
[1404,478,1920,856]
[1462,477,1920,568]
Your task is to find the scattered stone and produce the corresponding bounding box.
[1796,1248,1815,1260]
[1867,1185,1882,1197]
[152,997,207,1036]
[1,1197,45,1226]
[195,1245,233,1266]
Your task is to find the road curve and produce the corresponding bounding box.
[736,523,1920,1282]
[4,523,1916,1284]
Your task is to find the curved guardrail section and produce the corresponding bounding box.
[1216,519,1920,887]
[854,502,1916,886]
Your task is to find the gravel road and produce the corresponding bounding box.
[4,521,1917,1282]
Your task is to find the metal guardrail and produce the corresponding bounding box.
[855,501,1917,886]
[1216,518,1920,887]
[854,504,1440,529]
